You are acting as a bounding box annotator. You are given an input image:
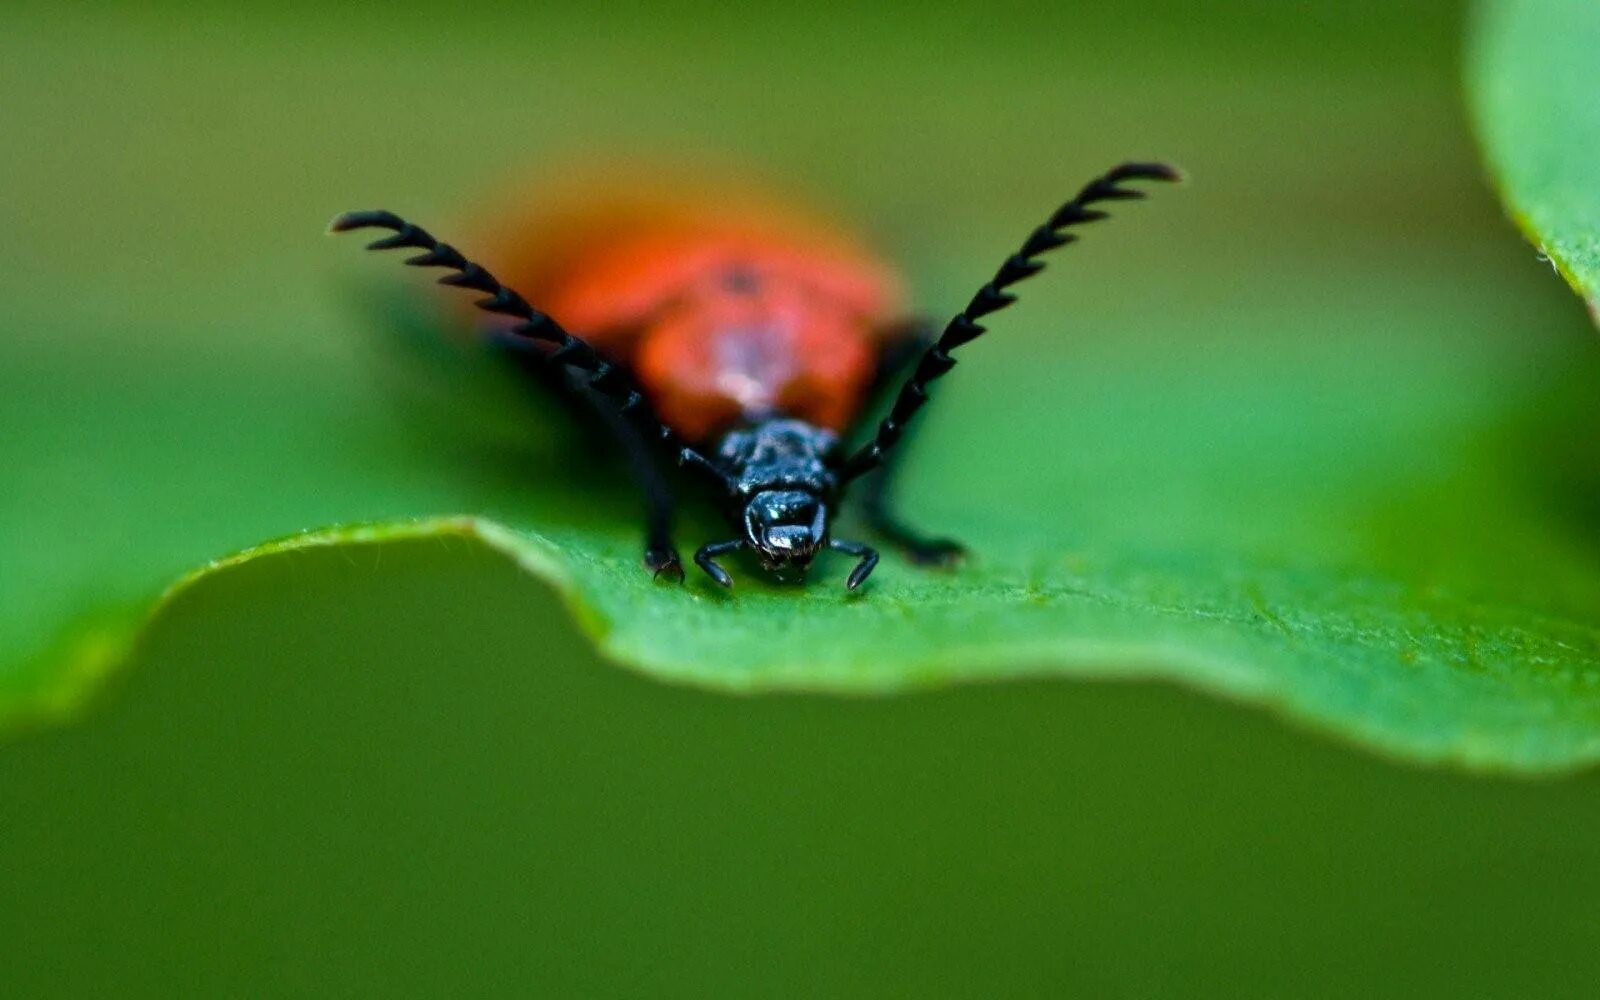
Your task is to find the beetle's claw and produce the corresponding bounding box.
[845,560,876,590]
[645,547,684,583]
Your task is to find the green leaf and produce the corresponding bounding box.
[1470,0,1600,320]
[10,539,1600,996]
[5,3,1600,772]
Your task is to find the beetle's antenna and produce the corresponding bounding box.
[836,163,1181,484]
[329,210,730,488]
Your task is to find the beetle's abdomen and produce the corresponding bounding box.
[479,186,903,442]
[634,275,877,441]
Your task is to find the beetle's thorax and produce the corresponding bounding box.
[715,418,837,578]
[716,417,839,500]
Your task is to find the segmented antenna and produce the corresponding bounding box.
[329,210,729,486]
[837,162,1182,484]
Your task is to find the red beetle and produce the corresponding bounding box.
[331,162,1179,589]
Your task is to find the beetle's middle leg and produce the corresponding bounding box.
[503,341,684,581]
[851,323,966,567]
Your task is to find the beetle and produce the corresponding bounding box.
[330,162,1179,589]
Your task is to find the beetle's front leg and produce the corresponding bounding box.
[694,539,745,588]
[829,538,880,590]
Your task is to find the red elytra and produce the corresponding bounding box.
[480,193,905,442]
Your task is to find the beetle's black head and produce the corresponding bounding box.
[741,489,828,582]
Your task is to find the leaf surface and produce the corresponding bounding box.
[4,3,1600,771]
[1470,0,1600,321]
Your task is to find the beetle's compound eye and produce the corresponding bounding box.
[743,490,828,576]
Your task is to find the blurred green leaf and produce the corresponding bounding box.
[1470,0,1600,320]
[5,2,1600,773]
[10,538,1600,997]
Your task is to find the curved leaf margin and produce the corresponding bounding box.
[9,516,1600,776]
[1469,0,1600,323]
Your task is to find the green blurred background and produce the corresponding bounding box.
[5,1,1600,996]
